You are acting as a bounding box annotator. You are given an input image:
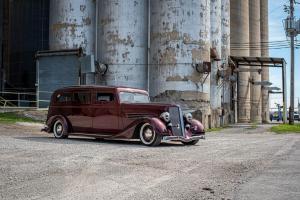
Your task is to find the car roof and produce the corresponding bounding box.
[55,85,148,94]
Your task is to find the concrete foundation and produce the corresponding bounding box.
[260,0,270,123]
[149,0,211,128]
[230,0,251,123]
[249,0,262,123]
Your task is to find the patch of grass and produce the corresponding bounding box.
[246,123,258,130]
[206,127,224,132]
[0,112,42,124]
[270,124,300,134]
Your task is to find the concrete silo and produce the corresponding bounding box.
[261,0,269,123]
[49,0,96,55]
[230,0,251,123]
[97,0,149,90]
[149,0,211,127]
[221,0,231,124]
[210,0,222,127]
[249,0,262,123]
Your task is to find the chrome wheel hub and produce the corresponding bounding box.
[56,124,63,134]
[144,128,153,139]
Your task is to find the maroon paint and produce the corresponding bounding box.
[45,86,205,140]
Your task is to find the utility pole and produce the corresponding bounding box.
[284,0,297,124]
[290,0,295,124]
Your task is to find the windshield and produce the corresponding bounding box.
[119,92,150,103]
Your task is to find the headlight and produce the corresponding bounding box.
[160,112,170,122]
[184,113,193,123]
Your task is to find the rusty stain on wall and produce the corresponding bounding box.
[49,0,96,55]
[150,0,211,98]
[97,0,148,90]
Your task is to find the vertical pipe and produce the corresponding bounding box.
[260,0,269,123]
[95,0,98,60]
[211,0,222,127]
[290,34,295,124]
[282,61,287,123]
[147,0,150,92]
[249,0,262,123]
[230,0,251,123]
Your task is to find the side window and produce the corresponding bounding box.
[56,93,72,104]
[73,92,91,104]
[96,93,114,103]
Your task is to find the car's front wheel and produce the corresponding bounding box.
[53,118,69,139]
[139,123,161,146]
[182,140,199,145]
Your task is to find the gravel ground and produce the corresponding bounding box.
[0,123,299,200]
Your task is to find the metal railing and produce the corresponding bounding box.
[0,91,51,109]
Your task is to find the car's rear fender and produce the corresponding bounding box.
[45,115,71,133]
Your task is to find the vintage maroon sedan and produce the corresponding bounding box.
[42,86,205,146]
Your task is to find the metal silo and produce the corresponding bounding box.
[221,0,231,124]
[149,0,211,126]
[49,0,96,55]
[230,0,251,123]
[97,0,148,90]
[249,0,262,123]
[210,0,222,127]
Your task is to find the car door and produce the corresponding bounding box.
[68,91,93,132]
[92,92,120,134]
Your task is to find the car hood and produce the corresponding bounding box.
[121,102,179,117]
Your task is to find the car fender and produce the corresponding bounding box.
[46,115,70,133]
[190,119,205,133]
[133,117,168,135]
[111,117,168,139]
[148,117,168,135]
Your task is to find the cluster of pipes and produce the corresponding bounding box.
[48,0,269,126]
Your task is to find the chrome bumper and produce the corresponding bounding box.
[162,134,205,142]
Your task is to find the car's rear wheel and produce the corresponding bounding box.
[53,118,68,139]
[182,140,199,145]
[139,123,161,146]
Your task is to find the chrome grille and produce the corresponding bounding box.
[168,106,185,136]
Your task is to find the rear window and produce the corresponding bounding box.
[73,92,91,104]
[56,93,72,103]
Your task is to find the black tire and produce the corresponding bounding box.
[53,118,69,139]
[139,123,161,146]
[182,140,199,145]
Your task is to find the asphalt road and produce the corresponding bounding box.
[0,123,299,200]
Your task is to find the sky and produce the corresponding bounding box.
[268,0,300,110]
